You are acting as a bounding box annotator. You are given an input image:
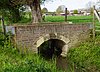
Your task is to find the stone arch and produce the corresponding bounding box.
[35,33,70,57]
[36,34,70,47]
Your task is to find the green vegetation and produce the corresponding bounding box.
[1,15,93,24]
[67,35,100,72]
[0,48,60,72]
[45,16,93,23]
[0,33,64,72]
[0,15,100,72]
[42,7,48,13]
[73,10,78,14]
[46,16,92,23]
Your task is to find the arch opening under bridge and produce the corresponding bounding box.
[36,34,70,59]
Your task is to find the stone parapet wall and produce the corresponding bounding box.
[15,23,92,53]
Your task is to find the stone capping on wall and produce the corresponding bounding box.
[14,22,93,28]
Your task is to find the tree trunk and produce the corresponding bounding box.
[29,0,42,23]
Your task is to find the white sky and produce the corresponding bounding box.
[41,0,98,12]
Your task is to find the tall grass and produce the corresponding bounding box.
[67,35,100,72]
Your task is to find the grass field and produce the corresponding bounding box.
[45,16,93,23]
[45,16,100,31]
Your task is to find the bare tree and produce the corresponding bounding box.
[86,1,95,9]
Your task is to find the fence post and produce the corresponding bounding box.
[65,8,67,22]
[1,16,6,35]
[93,5,95,41]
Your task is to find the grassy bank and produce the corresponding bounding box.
[0,48,59,72]
[0,32,100,72]
[0,15,100,72]
[67,35,100,72]
[0,33,64,72]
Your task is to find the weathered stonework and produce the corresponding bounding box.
[15,23,92,55]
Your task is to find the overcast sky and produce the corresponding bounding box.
[41,0,98,12]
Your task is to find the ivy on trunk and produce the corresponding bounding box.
[29,0,42,23]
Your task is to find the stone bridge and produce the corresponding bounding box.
[14,23,92,57]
